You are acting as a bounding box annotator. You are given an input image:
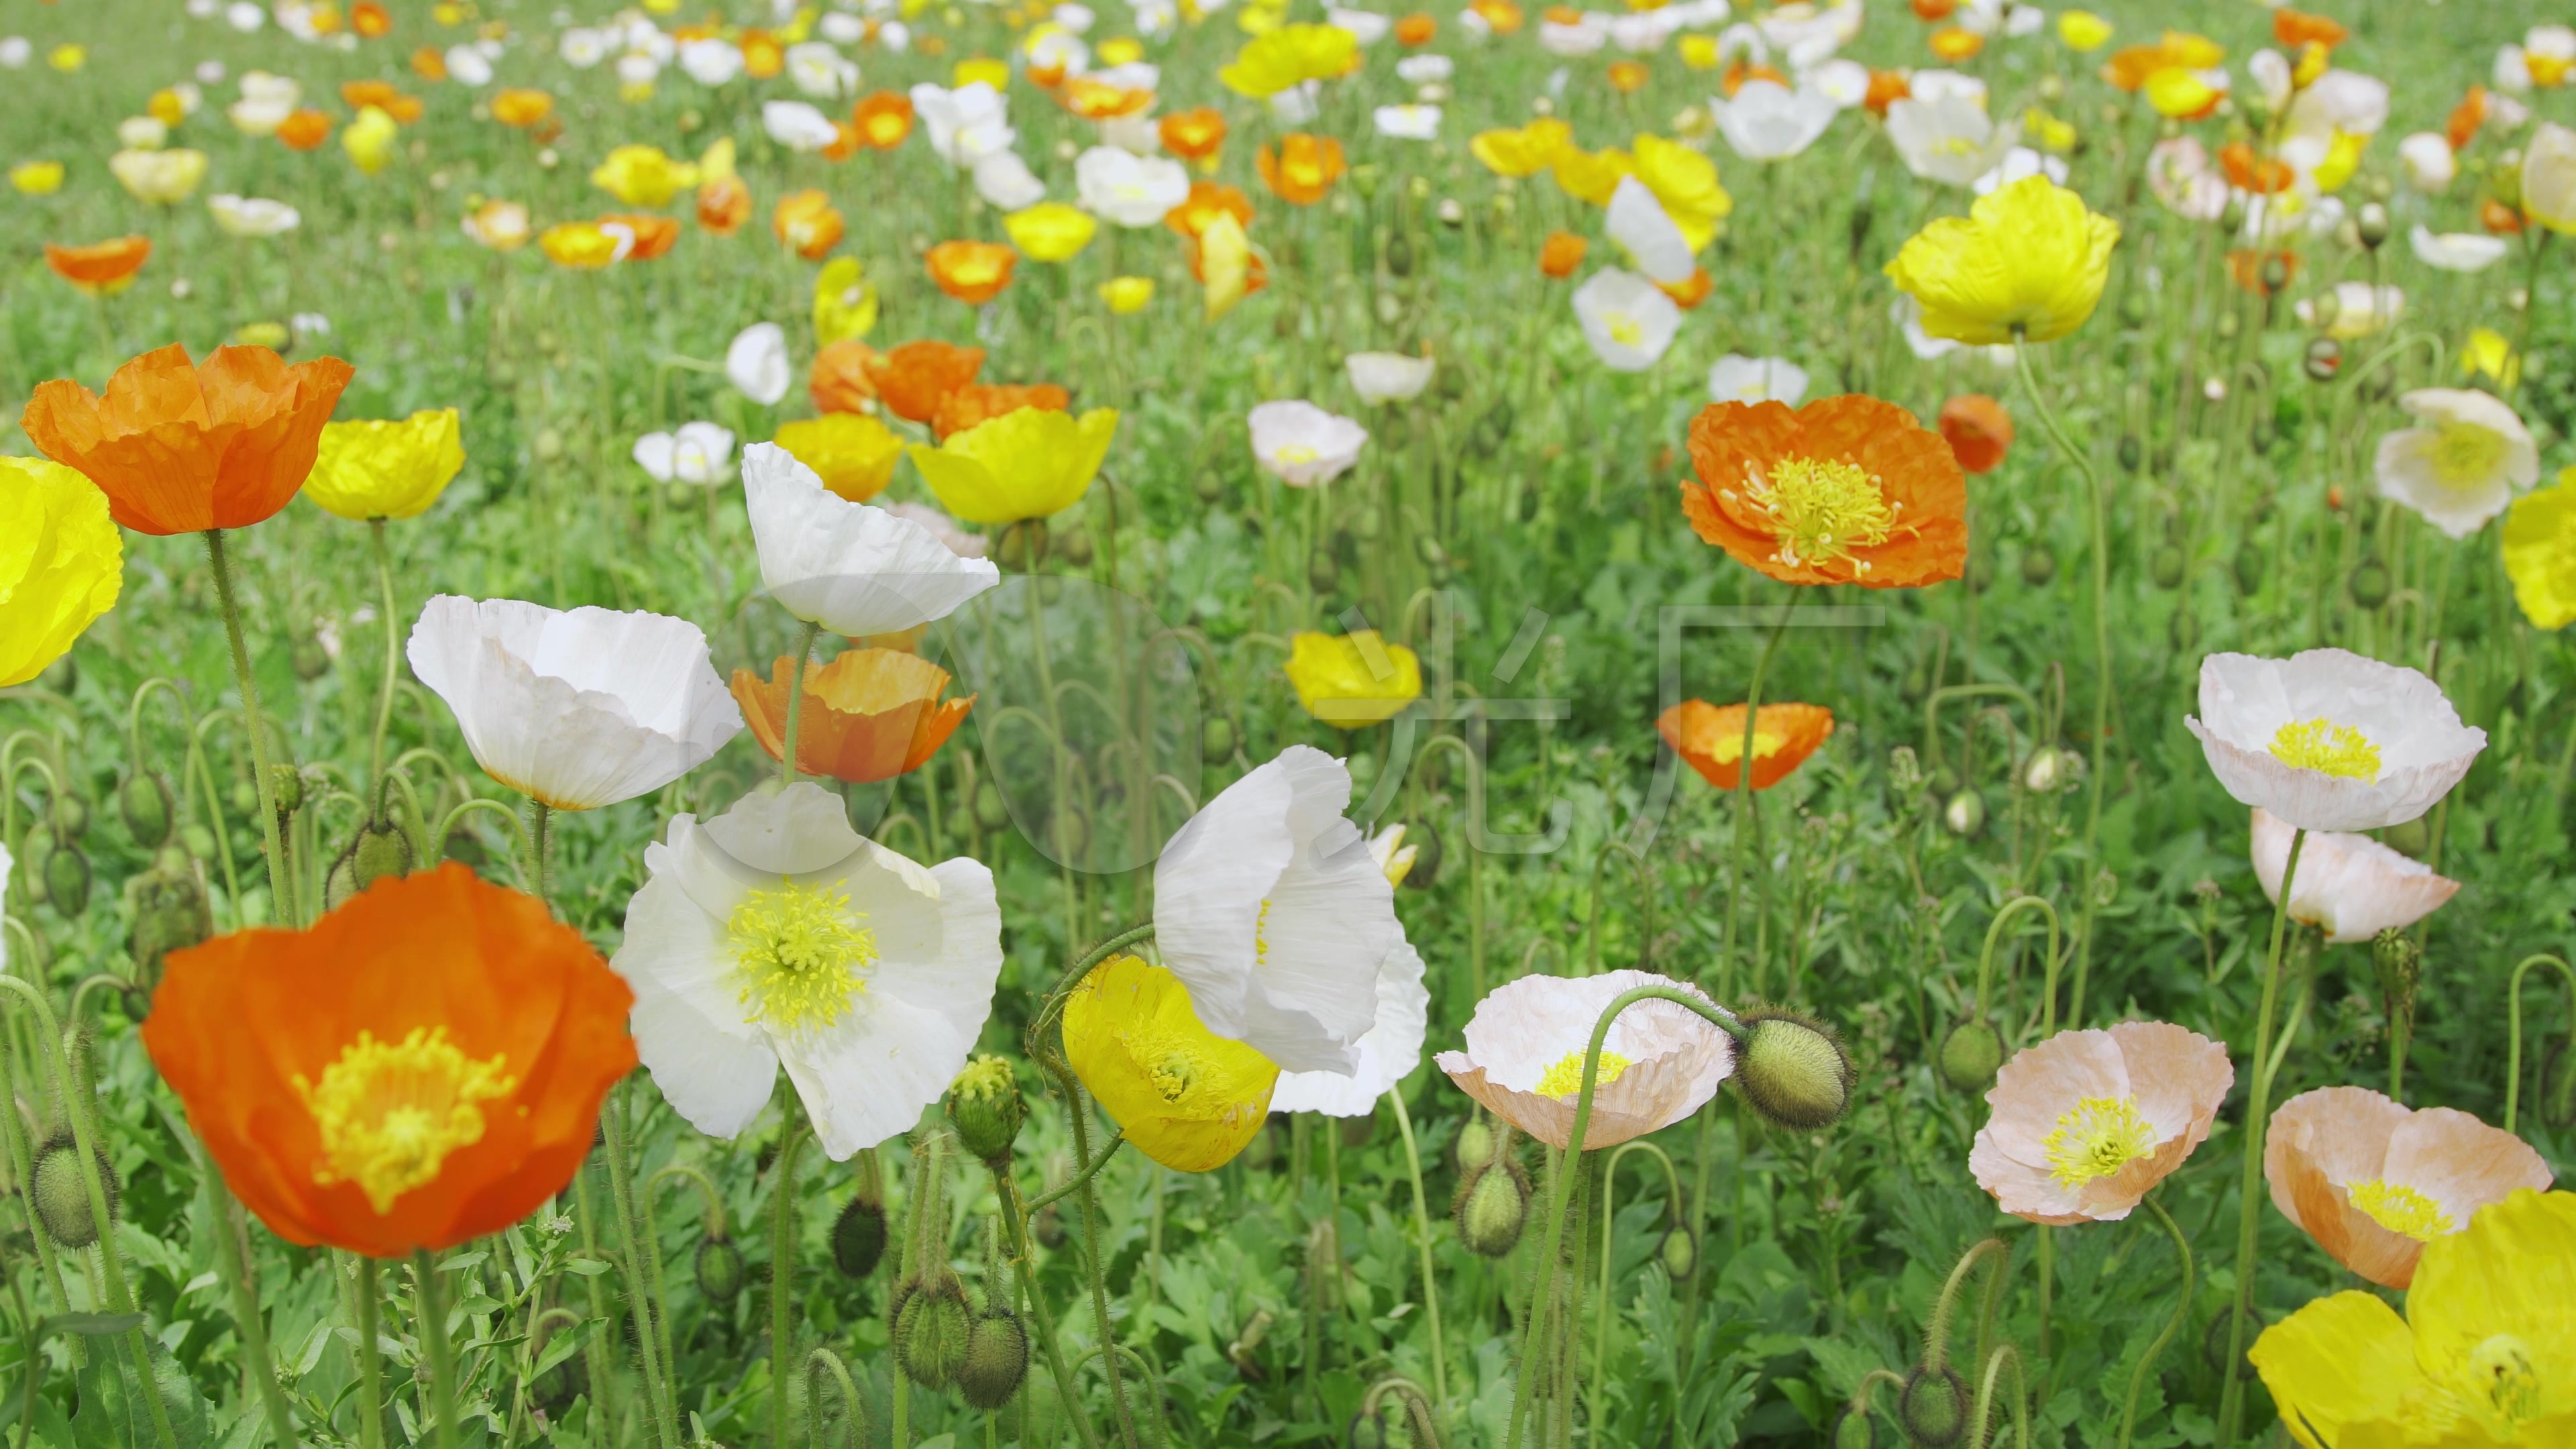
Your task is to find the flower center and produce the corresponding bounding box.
[1705,727,1787,765]
[2041,1094,2155,1188]
[1607,311,1644,347]
[1731,455,1902,572]
[2430,419,2509,489]
[2455,1334,2544,1434]
[2267,718,2381,780]
[1275,443,1320,466]
[294,1027,517,1216]
[729,881,877,1034]
[2345,1177,2453,1241]
[1534,1049,1633,1099]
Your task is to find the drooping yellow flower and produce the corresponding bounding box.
[10,160,65,196]
[2251,1188,2576,1446]
[908,407,1119,525]
[1631,134,1730,248]
[2312,129,2367,193]
[1550,146,1634,207]
[304,410,466,522]
[1285,630,1423,729]
[1199,212,1254,321]
[590,144,699,208]
[2463,327,2521,389]
[1004,201,1098,263]
[1063,954,1279,1173]
[812,257,879,345]
[2504,470,2576,631]
[1884,175,2121,346]
[1099,276,1155,314]
[1470,117,1572,178]
[343,106,399,175]
[1220,23,1359,98]
[774,414,904,503]
[2057,10,2112,52]
[0,458,123,690]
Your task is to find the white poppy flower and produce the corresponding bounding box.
[1907,69,1985,107]
[2145,138,2226,221]
[1098,113,1159,154]
[1346,352,1437,405]
[119,116,170,150]
[1760,0,1861,61]
[1707,354,1809,407]
[2249,49,2294,115]
[635,422,739,485]
[1607,175,1695,284]
[2497,44,2535,96]
[882,500,988,559]
[741,443,999,637]
[820,12,866,44]
[1248,400,1369,486]
[612,783,1002,1160]
[726,323,793,407]
[2373,388,2538,539]
[1955,0,2039,39]
[1374,103,1442,140]
[2408,227,2506,274]
[225,2,264,32]
[1269,80,1322,124]
[1538,13,1607,56]
[1133,0,1177,38]
[209,194,300,237]
[1572,268,1682,373]
[912,81,1015,166]
[2398,132,2456,194]
[1888,95,2015,187]
[1607,11,1676,53]
[560,27,608,66]
[763,101,843,152]
[1395,53,1452,83]
[444,44,494,87]
[1328,6,1389,44]
[2288,70,2390,143]
[2249,809,2459,945]
[680,38,745,85]
[2185,649,2486,834]
[2296,282,2404,339]
[972,149,1048,209]
[1152,746,1405,1074]
[1435,969,1735,1150]
[0,38,27,68]
[1270,941,1427,1116]
[1710,79,1836,162]
[407,596,744,812]
[229,93,295,134]
[617,53,662,87]
[2524,123,2576,232]
[787,41,860,98]
[1807,57,1871,109]
[1075,146,1189,227]
[877,20,912,52]
[1973,146,2067,196]
[1055,3,1097,33]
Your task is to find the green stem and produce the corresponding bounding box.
[2117,1197,2193,1449]
[356,1257,386,1449]
[600,1081,681,1449]
[2218,825,2304,1446]
[771,1126,809,1449]
[1023,1131,1124,1214]
[1970,894,2063,1031]
[1725,598,1800,1002]
[368,519,400,796]
[780,619,824,787]
[530,802,552,908]
[413,1250,461,1449]
[989,1167,1105,1449]
[205,529,295,923]
[1591,1141,1679,1424]
[2504,953,2576,1134]
[1385,1087,1449,1414]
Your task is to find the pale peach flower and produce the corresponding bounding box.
[1434,969,1733,1150]
[2265,1086,2551,1288]
[2249,808,2460,944]
[1970,1022,2233,1224]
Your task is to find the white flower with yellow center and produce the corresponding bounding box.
[1434,969,1735,1151]
[1572,269,1683,374]
[2249,809,2459,945]
[1248,400,1368,487]
[612,783,1002,1159]
[1269,940,1426,1117]
[2373,388,2539,539]
[2186,649,2485,833]
[1886,93,2017,189]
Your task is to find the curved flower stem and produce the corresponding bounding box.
[780,620,824,787]
[1971,894,2064,1031]
[1385,1087,1450,1414]
[1725,597,1801,1003]
[2116,1195,2193,1449]
[599,1081,681,1449]
[431,798,537,883]
[1585,841,1652,977]
[988,1165,1104,1449]
[770,1124,810,1449]
[2504,953,2576,1134]
[413,1250,462,1449]
[1023,1131,1125,1214]
[205,528,295,923]
[1591,1140,1678,1422]
[368,519,401,796]
[804,1347,871,1449]
[1968,1344,2031,1449]
[2218,825,2306,1446]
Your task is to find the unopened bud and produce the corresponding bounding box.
[832,1195,889,1278]
[1900,1365,1969,1448]
[127,861,213,984]
[31,1134,111,1250]
[1829,1405,1876,1449]
[1453,1116,1496,1175]
[892,1274,973,1390]
[1942,789,1985,839]
[327,816,417,911]
[1938,1019,2004,1093]
[2349,557,2393,610]
[1453,1155,1532,1258]
[119,772,174,850]
[957,1303,1030,1408]
[2356,201,2390,249]
[1733,1009,1858,1132]
[43,838,91,917]
[945,1055,1026,1164]
[695,1236,747,1303]
[268,764,305,816]
[1658,1226,1698,1281]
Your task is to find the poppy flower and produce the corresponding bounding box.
[2445,86,2491,152]
[1884,176,2121,345]
[853,91,915,149]
[305,409,466,522]
[344,107,400,174]
[2272,8,2348,51]
[339,80,424,124]
[490,88,553,127]
[1100,276,1155,314]
[1283,630,1419,726]
[866,340,985,425]
[696,174,752,233]
[142,865,637,1257]
[1471,117,1573,178]
[2247,808,2459,944]
[1166,179,1254,239]
[1221,23,1360,98]
[1004,202,1096,262]
[110,149,209,205]
[1259,133,1346,205]
[0,457,123,689]
[1395,12,1436,44]
[352,0,392,36]
[1938,394,2015,474]
[1864,68,1912,115]
[742,443,998,635]
[809,339,881,416]
[1065,953,1280,1172]
[773,190,847,260]
[2265,1087,2551,1290]
[2218,141,2296,196]
[935,382,1068,441]
[277,109,334,150]
[1679,394,1969,588]
[1271,937,1427,1118]
[462,200,531,251]
[1436,971,1735,1151]
[1159,107,1227,163]
[1657,700,1833,791]
[926,240,1016,305]
[601,213,680,262]
[1470,0,1523,34]
[1063,76,1152,120]
[908,407,1118,525]
[2186,649,2485,833]
[44,236,151,296]
[2373,388,2539,539]
[22,344,356,537]
[2101,30,2224,93]
[1928,26,1982,60]
[773,414,904,503]
[1539,230,1588,278]
[540,222,626,270]
[731,649,974,784]
[1971,1022,2234,1224]
[2504,470,2576,630]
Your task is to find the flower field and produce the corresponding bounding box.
[4,0,2576,1445]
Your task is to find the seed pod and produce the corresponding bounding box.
[2356,202,2390,250]
[1453,1153,1532,1258]
[2349,557,2393,610]
[696,1236,747,1304]
[892,1273,973,1390]
[119,773,174,851]
[1385,234,1416,276]
[17,825,54,906]
[1938,1019,2004,1093]
[945,1055,1026,1165]
[1732,1009,1858,1132]
[1900,1365,1969,1448]
[957,1304,1030,1409]
[30,1134,112,1250]
[832,1196,889,1279]
[1193,471,1226,503]
[44,838,92,918]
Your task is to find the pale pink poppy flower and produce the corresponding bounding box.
[1435,969,1733,1150]
[1970,1022,2234,1224]
[2249,808,2461,945]
[2265,1086,2551,1289]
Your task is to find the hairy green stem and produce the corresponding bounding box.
[2219,825,2306,1445]
[205,528,295,923]
[771,1125,809,1449]
[2504,953,2576,1134]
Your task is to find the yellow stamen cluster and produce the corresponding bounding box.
[2459,1334,2543,1433]
[1704,728,1788,765]
[1534,1049,1633,1100]
[2431,420,2509,489]
[729,881,877,1034]
[1726,455,1903,573]
[2346,1178,2454,1242]
[2267,717,2382,780]
[2041,1095,2155,1189]
[295,1028,516,1216]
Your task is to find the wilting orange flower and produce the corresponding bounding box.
[341,80,423,123]
[1972,1022,2233,1224]
[410,46,447,81]
[698,174,751,233]
[742,30,785,78]
[773,189,847,260]
[2271,8,2347,51]
[1928,26,1983,61]
[278,109,335,150]
[866,340,986,425]
[935,382,1070,441]
[2482,197,2527,235]
[1167,179,1254,239]
[1937,394,2014,474]
[1064,76,1153,119]
[1539,229,1588,278]
[810,339,881,415]
[1160,107,1229,162]
[1608,60,1650,93]
[1259,133,1346,205]
[142,865,636,1258]
[1909,0,1956,18]
[490,88,553,127]
[23,344,356,536]
[731,650,974,784]
[1658,700,1834,791]
[2446,87,2489,152]
[2225,248,2300,297]
[1721,59,1790,98]
[1470,0,1523,34]
[1396,11,1436,44]
[2218,141,2295,195]
[352,0,392,36]
[2265,1086,2553,1291]
[853,91,916,149]
[1864,68,1912,115]
[927,240,1016,305]
[44,236,151,296]
[602,213,680,261]
[1680,394,1969,588]
[1657,270,1714,309]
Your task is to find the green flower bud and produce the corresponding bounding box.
[2349,557,2393,610]
[695,1236,747,1304]
[43,838,91,918]
[2233,540,2268,595]
[945,1055,1026,1165]
[1453,1154,1531,1258]
[892,1274,973,1391]
[178,822,217,863]
[292,636,331,682]
[127,861,213,985]
[832,1196,888,1279]
[1941,789,1985,839]
[970,782,1010,831]
[1938,1020,2004,1095]
[327,817,417,912]
[51,793,88,841]
[2018,544,2057,588]
[1452,1117,1496,1176]
[1658,1226,1698,1282]
[1201,715,1236,761]
[532,1340,590,1414]
[268,764,305,817]
[1900,1365,1968,1449]
[119,773,174,851]
[30,1134,111,1250]
[2150,545,2187,590]
[957,1305,1030,1409]
[1733,1009,1858,1132]
[1829,1405,1876,1449]
[2116,435,2143,473]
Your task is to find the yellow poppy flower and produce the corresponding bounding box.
[344,106,399,175]
[0,458,123,690]
[812,257,879,346]
[1004,201,1098,263]
[775,413,904,503]
[590,144,699,207]
[1631,134,1730,248]
[1550,146,1633,206]
[2251,1188,2576,1446]
[1285,630,1422,729]
[540,222,623,269]
[1199,212,1253,321]
[953,56,1010,90]
[2463,327,2521,388]
[9,161,65,196]
[1099,276,1155,314]
[2143,68,2216,119]
[1220,23,1358,98]
[2057,10,2111,52]
[305,410,467,522]
[2312,129,2367,193]
[1470,117,1572,178]
[48,45,85,74]
[1678,34,1720,68]
[699,136,738,182]
[2505,470,2576,631]
[1063,954,1279,1173]
[907,407,1119,525]
[1884,175,2121,346]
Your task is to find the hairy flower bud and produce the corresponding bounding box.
[695,1236,747,1304]
[1453,1153,1532,1258]
[326,816,417,912]
[1938,1019,2004,1094]
[127,857,213,985]
[1900,1365,1968,1448]
[892,1273,973,1390]
[30,1134,112,1250]
[1733,1009,1858,1132]
[832,1195,889,1279]
[957,1303,1031,1409]
[945,1055,1026,1165]
[1829,1405,1876,1449]
[1453,1116,1496,1176]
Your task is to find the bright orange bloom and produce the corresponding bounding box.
[1909,0,1956,18]
[697,174,751,233]
[1539,229,1588,278]
[1470,0,1523,34]
[278,109,335,150]
[2102,32,2222,93]
[1064,76,1154,119]
[865,340,986,425]
[1656,270,1714,309]
[2271,8,2347,50]
[490,88,553,127]
[2218,141,2295,195]
[2446,86,2489,152]
[853,91,916,149]
[44,236,151,296]
[935,382,1071,441]
[1937,394,2014,475]
[731,650,973,784]
[23,344,356,536]
[602,213,680,261]
[1397,12,1436,44]
[773,189,847,260]
[1258,133,1346,205]
[2482,197,2527,235]
[810,339,881,415]
[1679,394,1968,588]
[1608,60,1650,93]
[352,0,392,36]
[1928,25,1983,61]
[2224,248,2300,297]
[1864,68,1912,115]
[142,865,636,1259]
[1159,107,1229,162]
[1167,179,1255,239]
[1542,5,1579,22]
[742,30,785,78]
[1657,700,1835,791]
[1720,58,1792,97]
[411,46,447,81]
[926,240,1017,305]
[340,80,423,123]
[820,121,863,162]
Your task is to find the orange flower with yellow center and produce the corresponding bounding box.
[809,339,881,415]
[698,174,753,233]
[1607,59,1650,93]
[1678,394,1968,588]
[44,236,151,296]
[1658,700,1833,791]
[2100,30,2222,93]
[730,649,975,784]
[1539,230,1587,278]
[927,240,1017,305]
[601,213,680,261]
[2271,8,2347,51]
[773,190,847,260]
[1927,25,1982,60]
[278,109,334,150]
[141,865,637,1257]
[1258,133,1346,205]
[1159,107,1228,162]
[490,88,553,127]
[1396,13,1436,44]
[340,79,424,123]
[1064,76,1153,119]
[1470,0,1523,34]
[866,340,985,424]
[853,91,916,149]
[1166,179,1254,239]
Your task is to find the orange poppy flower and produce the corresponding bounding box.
[730,650,974,784]
[1167,178,1254,239]
[410,46,448,81]
[1159,107,1228,162]
[1721,59,1791,97]
[44,236,151,296]
[1937,395,2014,475]
[1063,76,1153,119]
[742,30,785,78]
[865,340,986,425]
[2446,87,2488,152]
[935,382,1070,441]
[142,865,636,1258]
[1542,5,1580,22]
[1259,133,1346,205]
[1608,60,1650,93]
[490,88,553,127]
[2101,32,2223,93]
[1679,394,1968,588]
[810,339,881,414]
[2218,141,2295,195]
[853,91,916,149]
[820,121,863,162]
[1864,68,1911,115]
[1395,11,1436,44]
[2271,8,2347,50]
[278,109,335,150]
[1656,700,1834,791]
[23,344,356,536]
[1656,270,1713,309]
[1470,0,1523,34]
[1909,0,1956,18]
[1928,25,1982,60]
[926,239,1016,305]
[602,213,679,261]
[2482,197,2527,235]
[697,174,752,233]
[773,189,847,260]
[2225,248,2300,297]
[1539,229,1587,278]
[352,0,392,36]
[340,80,423,123]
